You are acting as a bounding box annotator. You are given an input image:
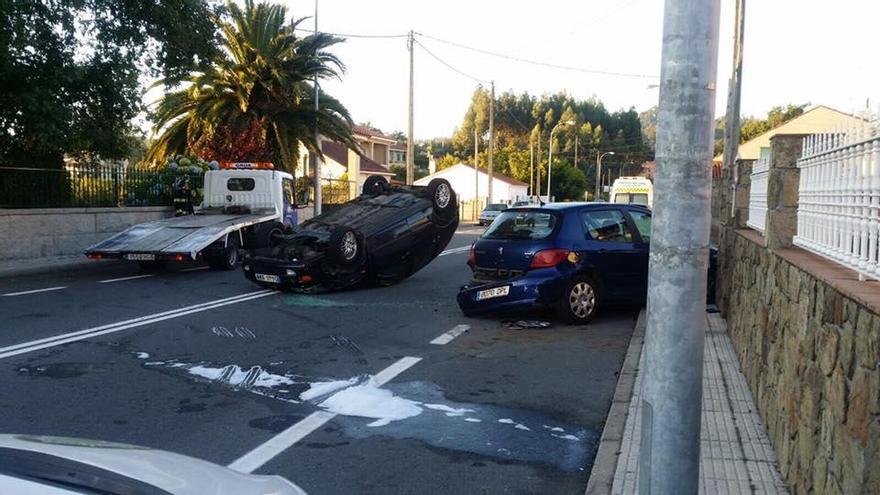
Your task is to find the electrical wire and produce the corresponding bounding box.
[414,32,657,80]
[413,38,490,84]
[294,27,407,39]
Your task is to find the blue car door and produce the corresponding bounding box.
[579,208,646,301]
[624,208,652,299]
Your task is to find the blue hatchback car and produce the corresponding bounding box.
[457,203,653,323]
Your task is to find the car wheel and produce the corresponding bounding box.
[207,237,239,270]
[362,175,389,196]
[328,226,364,266]
[558,275,598,324]
[249,221,284,250]
[425,178,455,218]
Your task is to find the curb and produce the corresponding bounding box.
[584,309,646,495]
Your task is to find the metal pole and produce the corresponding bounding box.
[529,144,534,200]
[474,126,479,219]
[723,0,746,216]
[406,30,415,185]
[595,150,601,200]
[548,125,558,201]
[488,81,495,203]
[312,0,322,216]
[535,129,541,201]
[639,0,721,493]
[574,132,578,172]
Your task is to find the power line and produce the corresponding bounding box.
[412,38,490,84]
[294,27,407,39]
[415,32,658,80]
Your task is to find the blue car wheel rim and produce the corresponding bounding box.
[569,282,596,319]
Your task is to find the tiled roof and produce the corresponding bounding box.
[321,140,394,176]
[352,124,395,142]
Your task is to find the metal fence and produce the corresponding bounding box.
[794,113,880,281]
[747,156,769,233]
[319,178,356,205]
[0,164,205,209]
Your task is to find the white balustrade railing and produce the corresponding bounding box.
[794,111,880,282]
[747,156,770,233]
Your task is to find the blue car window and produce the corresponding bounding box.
[582,210,632,242]
[483,211,557,240]
[628,210,651,243]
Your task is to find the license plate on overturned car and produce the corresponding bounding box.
[476,285,510,300]
[255,273,281,284]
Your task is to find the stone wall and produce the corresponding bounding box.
[724,229,880,494]
[0,207,173,261]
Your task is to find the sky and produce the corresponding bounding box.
[263,0,880,140]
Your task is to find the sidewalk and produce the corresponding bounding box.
[0,254,109,278]
[587,311,789,494]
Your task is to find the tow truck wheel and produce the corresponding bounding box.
[426,178,455,218]
[362,175,389,195]
[206,237,239,270]
[250,221,284,249]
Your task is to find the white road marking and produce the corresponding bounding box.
[98,274,153,284]
[2,286,67,297]
[0,289,276,360]
[228,356,423,474]
[439,245,471,256]
[430,324,471,345]
[181,266,210,272]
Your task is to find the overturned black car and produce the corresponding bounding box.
[243,175,458,292]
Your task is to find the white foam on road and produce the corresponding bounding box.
[319,385,423,427]
[2,286,66,297]
[551,433,579,441]
[299,377,360,401]
[186,364,295,388]
[429,324,470,345]
[464,418,482,423]
[423,403,475,416]
[438,245,471,257]
[498,418,515,424]
[514,423,532,431]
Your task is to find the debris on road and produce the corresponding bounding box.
[504,320,552,329]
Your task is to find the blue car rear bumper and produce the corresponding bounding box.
[456,268,571,316]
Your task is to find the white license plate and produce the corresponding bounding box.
[477,285,510,300]
[125,253,155,261]
[255,273,281,283]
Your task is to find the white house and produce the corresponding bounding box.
[414,163,528,204]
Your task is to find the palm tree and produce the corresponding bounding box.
[146,0,359,171]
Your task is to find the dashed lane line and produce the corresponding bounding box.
[430,324,471,345]
[228,356,423,474]
[0,289,276,360]
[439,245,471,256]
[2,286,67,297]
[98,274,154,284]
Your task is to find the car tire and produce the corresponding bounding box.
[206,236,239,270]
[328,226,364,266]
[249,221,284,250]
[362,175,389,196]
[425,178,455,218]
[557,275,599,324]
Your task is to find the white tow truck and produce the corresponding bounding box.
[85,162,305,270]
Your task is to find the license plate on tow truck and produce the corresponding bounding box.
[125,253,155,261]
[477,285,510,300]
[255,273,281,284]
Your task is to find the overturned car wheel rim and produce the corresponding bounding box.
[435,183,451,208]
[341,231,358,261]
[569,282,595,319]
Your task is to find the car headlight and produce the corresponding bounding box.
[285,269,297,276]
[243,265,250,271]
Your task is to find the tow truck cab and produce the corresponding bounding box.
[202,163,298,225]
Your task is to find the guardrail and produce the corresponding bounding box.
[794,114,880,281]
[747,156,769,233]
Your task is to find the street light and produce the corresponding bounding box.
[546,120,575,202]
[595,151,615,201]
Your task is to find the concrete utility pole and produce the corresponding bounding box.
[473,126,479,218]
[638,0,721,494]
[313,0,322,216]
[535,130,542,201]
[406,30,415,186]
[723,0,746,216]
[529,144,534,199]
[488,81,495,204]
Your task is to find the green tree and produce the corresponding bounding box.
[549,161,587,201]
[0,0,221,168]
[147,0,358,171]
[452,86,490,157]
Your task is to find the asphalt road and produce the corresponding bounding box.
[0,227,638,494]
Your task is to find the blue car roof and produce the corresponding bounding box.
[508,202,650,212]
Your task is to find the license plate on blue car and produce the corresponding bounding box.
[477,285,510,300]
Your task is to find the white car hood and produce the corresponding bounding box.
[0,434,306,495]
